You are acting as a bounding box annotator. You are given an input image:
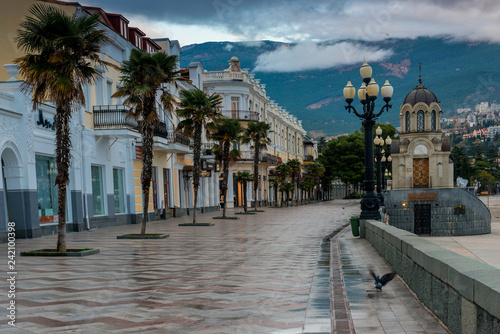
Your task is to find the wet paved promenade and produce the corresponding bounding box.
[0,200,358,333]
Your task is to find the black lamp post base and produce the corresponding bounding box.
[360,193,381,220]
[377,192,385,207]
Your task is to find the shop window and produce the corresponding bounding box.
[35,155,58,224]
[113,168,125,214]
[91,165,105,215]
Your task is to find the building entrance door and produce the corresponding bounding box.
[413,158,429,188]
[414,204,431,234]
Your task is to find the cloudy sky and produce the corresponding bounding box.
[83,0,500,71]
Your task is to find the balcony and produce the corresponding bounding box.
[93,105,140,138]
[304,155,315,163]
[203,71,244,81]
[261,153,278,165]
[220,110,259,122]
[238,151,278,165]
[153,122,191,154]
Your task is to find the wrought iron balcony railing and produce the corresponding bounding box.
[93,105,138,129]
[220,110,259,121]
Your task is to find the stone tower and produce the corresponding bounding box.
[391,74,453,189]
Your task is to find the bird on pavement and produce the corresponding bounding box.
[369,269,396,291]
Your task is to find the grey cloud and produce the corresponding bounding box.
[81,0,500,43]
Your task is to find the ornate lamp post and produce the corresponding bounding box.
[381,143,392,190]
[374,127,385,206]
[343,61,393,220]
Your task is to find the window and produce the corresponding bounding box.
[231,97,240,119]
[152,167,158,209]
[95,78,104,105]
[113,168,125,214]
[431,110,436,131]
[36,155,58,223]
[405,111,410,132]
[83,84,91,112]
[107,80,113,105]
[91,166,105,215]
[163,169,170,208]
[417,110,424,132]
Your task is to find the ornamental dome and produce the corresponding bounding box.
[403,76,438,107]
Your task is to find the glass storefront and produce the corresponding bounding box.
[113,168,125,214]
[35,155,58,223]
[91,165,105,216]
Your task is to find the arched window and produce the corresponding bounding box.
[431,110,436,131]
[405,111,410,132]
[417,110,424,132]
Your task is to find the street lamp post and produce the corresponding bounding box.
[374,127,385,206]
[381,144,392,190]
[343,61,393,220]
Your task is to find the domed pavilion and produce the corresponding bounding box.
[390,74,453,189]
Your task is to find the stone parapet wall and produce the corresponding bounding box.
[364,220,500,333]
[385,188,491,236]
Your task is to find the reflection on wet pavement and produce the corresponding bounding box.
[0,200,359,333]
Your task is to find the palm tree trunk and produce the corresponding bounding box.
[192,122,203,224]
[274,185,278,207]
[253,145,259,209]
[140,120,154,235]
[221,140,230,217]
[54,108,71,252]
[243,183,247,213]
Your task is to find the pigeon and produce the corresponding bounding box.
[369,269,396,291]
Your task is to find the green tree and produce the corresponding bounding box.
[275,162,291,206]
[319,132,364,197]
[287,159,302,205]
[211,119,243,217]
[450,146,472,182]
[235,171,253,213]
[16,4,113,251]
[269,176,280,207]
[306,162,325,200]
[113,48,180,235]
[242,121,271,209]
[177,89,223,224]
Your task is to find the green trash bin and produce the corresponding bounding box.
[350,216,359,237]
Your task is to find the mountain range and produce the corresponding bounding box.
[180,37,500,137]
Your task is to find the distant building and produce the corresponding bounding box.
[488,125,500,139]
[476,102,489,113]
[457,108,472,114]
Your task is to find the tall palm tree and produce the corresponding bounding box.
[307,162,326,201]
[113,49,181,235]
[242,122,271,209]
[269,176,280,207]
[211,119,243,217]
[235,171,253,213]
[275,162,291,207]
[287,159,302,205]
[177,89,222,224]
[15,3,113,252]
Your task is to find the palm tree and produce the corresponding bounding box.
[235,171,253,213]
[15,3,113,252]
[281,182,295,206]
[287,159,302,205]
[269,176,280,207]
[113,49,181,235]
[211,119,243,217]
[307,162,326,201]
[242,122,271,210]
[299,180,311,204]
[275,162,291,207]
[177,89,223,224]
